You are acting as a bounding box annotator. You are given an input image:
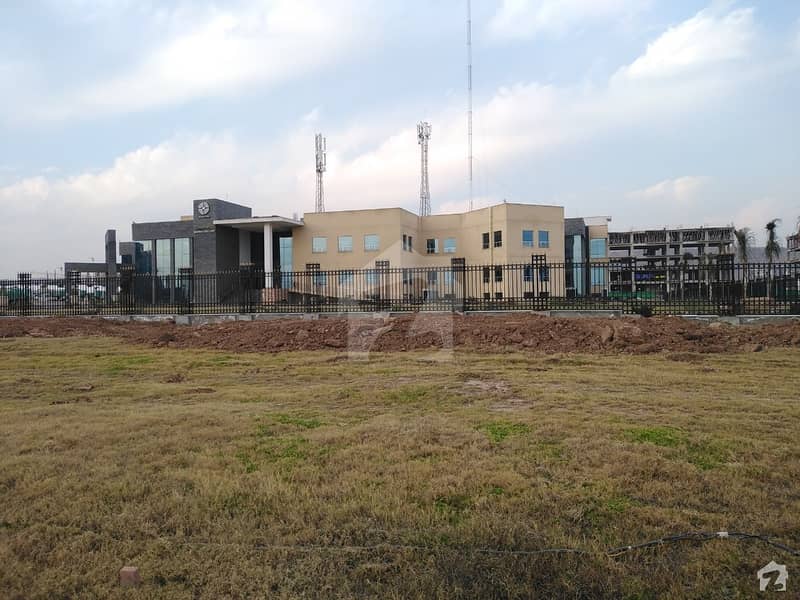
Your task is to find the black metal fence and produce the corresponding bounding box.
[2,262,799,317]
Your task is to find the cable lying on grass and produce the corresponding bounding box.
[149,531,799,558]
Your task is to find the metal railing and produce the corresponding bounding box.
[2,262,799,317]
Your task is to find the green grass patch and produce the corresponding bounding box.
[105,355,154,374]
[275,414,323,429]
[624,426,686,448]
[478,420,531,443]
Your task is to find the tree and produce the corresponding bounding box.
[765,219,782,299]
[734,227,755,301]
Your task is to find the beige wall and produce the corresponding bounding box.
[289,202,569,299]
[292,203,565,270]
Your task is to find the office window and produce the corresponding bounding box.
[174,238,191,272]
[495,268,503,283]
[402,234,408,251]
[156,239,172,276]
[338,235,353,253]
[495,292,503,299]
[538,230,550,248]
[590,238,606,259]
[443,270,454,285]
[591,266,606,286]
[408,236,413,252]
[522,230,534,247]
[426,238,438,254]
[444,237,456,253]
[365,269,379,285]
[482,232,490,249]
[482,267,490,283]
[306,263,326,286]
[402,269,412,285]
[364,234,380,251]
[524,265,533,282]
[539,266,550,282]
[375,260,390,269]
[427,270,438,284]
[338,271,354,286]
[312,237,327,253]
[135,241,153,274]
[494,230,503,248]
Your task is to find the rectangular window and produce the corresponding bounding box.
[312,237,327,253]
[538,230,550,248]
[402,234,408,251]
[495,292,503,299]
[443,270,454,285]
[522,230,534,247]
[590,238,606,259]
[338,235,353,252]
[408,236,413,252]
[156,239,172,276]
[482,267,490,283]
[306,263,326,286]
[365,269,378,286]
[482,232,490,249]
[375,260,390,269]
[495,268,503,283]
[402,269,412,285]
[591,266,606,286]
[444,237,456,253]
[136,240,153,274]
[338,271,354,286]
[493,230,502,248]
[539,266,550,282]
[174,238,191,271]
[523,265,533,282]
[427,270,438,284]
[426,238,438,254]
[364,234,380,252]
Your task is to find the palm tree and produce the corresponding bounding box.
[765,219,782,299]
[734,227,755,302]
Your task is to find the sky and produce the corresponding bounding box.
[1,0,799,276]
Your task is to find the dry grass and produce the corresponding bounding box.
[1,337,799,599]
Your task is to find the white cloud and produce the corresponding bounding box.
[487,0,645,40]
[616,6,755,81]
[31,0,376,120]
[626,176,712,204]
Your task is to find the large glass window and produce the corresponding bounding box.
[539,266,550,282]
[174,238,191,271]
[402,234,408,251]
[426,238,438,254]
[590,238,606,258]
[524,265,533,282]
[444,237,456,253]
[591,266,606,286]
[482,232,490,249]
[495,268,503,283]
[522,230,534,247]
[364,234,380,251]
[135,241,153,273]
[427,270,438,284]
[493,230,502,248]
[539,230,550,248]
[338,235,353,252]
[279,237,293,287]
[312,237,327,253]
[365,269,379,285]
[156,239,172,276]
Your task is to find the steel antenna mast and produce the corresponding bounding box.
[467,0,473,210]
[417,122,432,216]
[315,133,327,213]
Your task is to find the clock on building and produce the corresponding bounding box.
[197,201,210,216]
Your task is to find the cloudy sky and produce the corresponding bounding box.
[1,0,799,276]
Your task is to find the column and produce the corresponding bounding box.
[263,224,273,289]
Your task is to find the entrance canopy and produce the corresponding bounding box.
[214,215,303,233]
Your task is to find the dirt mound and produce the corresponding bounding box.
[2,315,800,354]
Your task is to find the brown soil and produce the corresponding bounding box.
[3,314,800,355]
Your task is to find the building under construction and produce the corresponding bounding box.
[608,227,735,300]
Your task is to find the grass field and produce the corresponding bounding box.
[1,336,799,598]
